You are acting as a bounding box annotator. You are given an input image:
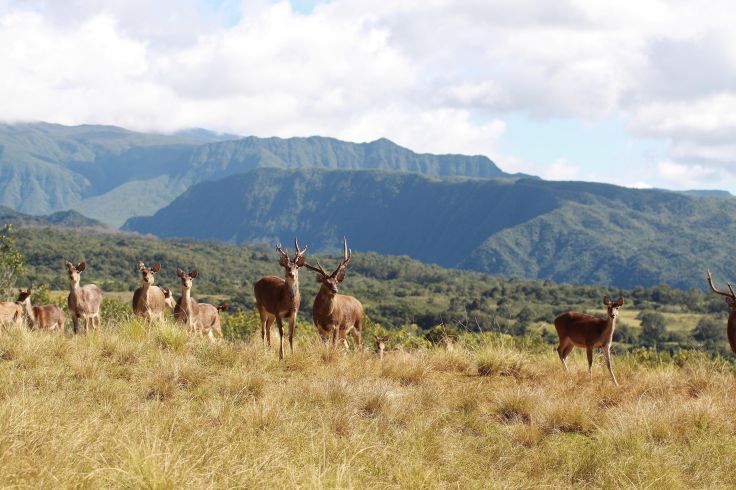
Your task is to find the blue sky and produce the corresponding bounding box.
[1,0,735,192]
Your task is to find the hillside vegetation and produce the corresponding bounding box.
[10,226,735,357]
[0,123,509,226]
[0,322,734,488]
[125,167,736,290]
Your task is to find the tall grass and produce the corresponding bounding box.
[0,321,734,488]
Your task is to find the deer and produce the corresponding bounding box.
[0,299,23,328]
[375,335,389,360]
[173,268,224,341]
[553,296,624,386]
[66,261,103,334]
[132,261,166,321]
[304,237,364,351]
[16,288,65,332]
[706,270,736,354]
[253,239,309,360]
[161,287,176,312]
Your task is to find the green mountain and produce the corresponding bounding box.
[124,168,736,290]
[0,206,104,228]
[0,123,513,226]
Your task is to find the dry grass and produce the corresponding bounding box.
[0,322,734,488]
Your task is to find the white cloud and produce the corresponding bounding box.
[2,0,736,185]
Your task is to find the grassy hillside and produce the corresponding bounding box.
[124,168,736,290]
[0,123,509,226]
[0,322,734,487]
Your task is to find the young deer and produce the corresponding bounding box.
[375,335,389,360]
[66,261,103,334]
[706,270,736,354]
[305,238,364,350]
[16,288,65,331]
[553,296,624,386]
[161,287,176,312]
[132,262,166,321]
[253,239,309,359]
[173,268,224,341]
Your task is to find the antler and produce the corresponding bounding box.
[304,260,330,277]
[332,236,352,276]
[294,237,308,258]
[276,243,289,260]
[707,269,736,299]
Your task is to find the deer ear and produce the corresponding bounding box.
[278,256,289,267]
[335,269,347,283]
[295,255,306,267]
[152,263,161,273]
[176,268,184,277]
[76,262,86,272]
[27,288,32,294]
[137,261,145,271]
[315,273,324,283]
[66,260,73,270]
[617,297,624,306]
[602,295,610,306]
[189,270,198,278]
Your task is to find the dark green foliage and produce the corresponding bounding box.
[0,224,24,300]
[693,317,727,342]
[638,311,667,347]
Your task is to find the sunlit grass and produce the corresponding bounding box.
[0,320,734,487]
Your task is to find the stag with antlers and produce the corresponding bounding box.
[706,270,736,354]
[305,237,364,350]
[553,296,624,385]
[254,239,309,359]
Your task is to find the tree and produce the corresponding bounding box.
[638,311,667,347]
[692,317,726,342]
[0,224,24,300]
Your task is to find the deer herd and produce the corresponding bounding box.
[1,237,736,385]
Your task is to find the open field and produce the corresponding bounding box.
[0,321,735,488]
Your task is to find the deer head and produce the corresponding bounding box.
[161,287,176,309]
[176,268,198,290]
[276,238,308,281]
[66,260,86,284]
[602,295,624,319]
[138,261,161,286]
[305,237,352,295]
[16,288,32,304]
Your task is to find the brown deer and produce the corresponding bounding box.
[706,269,736,354]
[16,288,65,331]
[66,261,103,334]
[173,268,224,341]
[0,300,23,328]
[161,287,176,312]
[553,296,624,386]
[132,262,166,321]
[253,239,309,359]
[305,238,364,351]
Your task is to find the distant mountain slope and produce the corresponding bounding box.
[0,206,104,228]
[124,169,736,289]
[0,123,515,226]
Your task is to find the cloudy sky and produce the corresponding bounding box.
[1,0,735,191]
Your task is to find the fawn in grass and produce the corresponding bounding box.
[173,268,226,341]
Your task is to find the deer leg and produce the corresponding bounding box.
[586,347,594,378]
[557,340,572,371]
[287,314,296,355]
[330,325,338,348]
[71,314,79,335]
[351,327,362,352]
[276,317,285,360]
[603,345,619,386]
